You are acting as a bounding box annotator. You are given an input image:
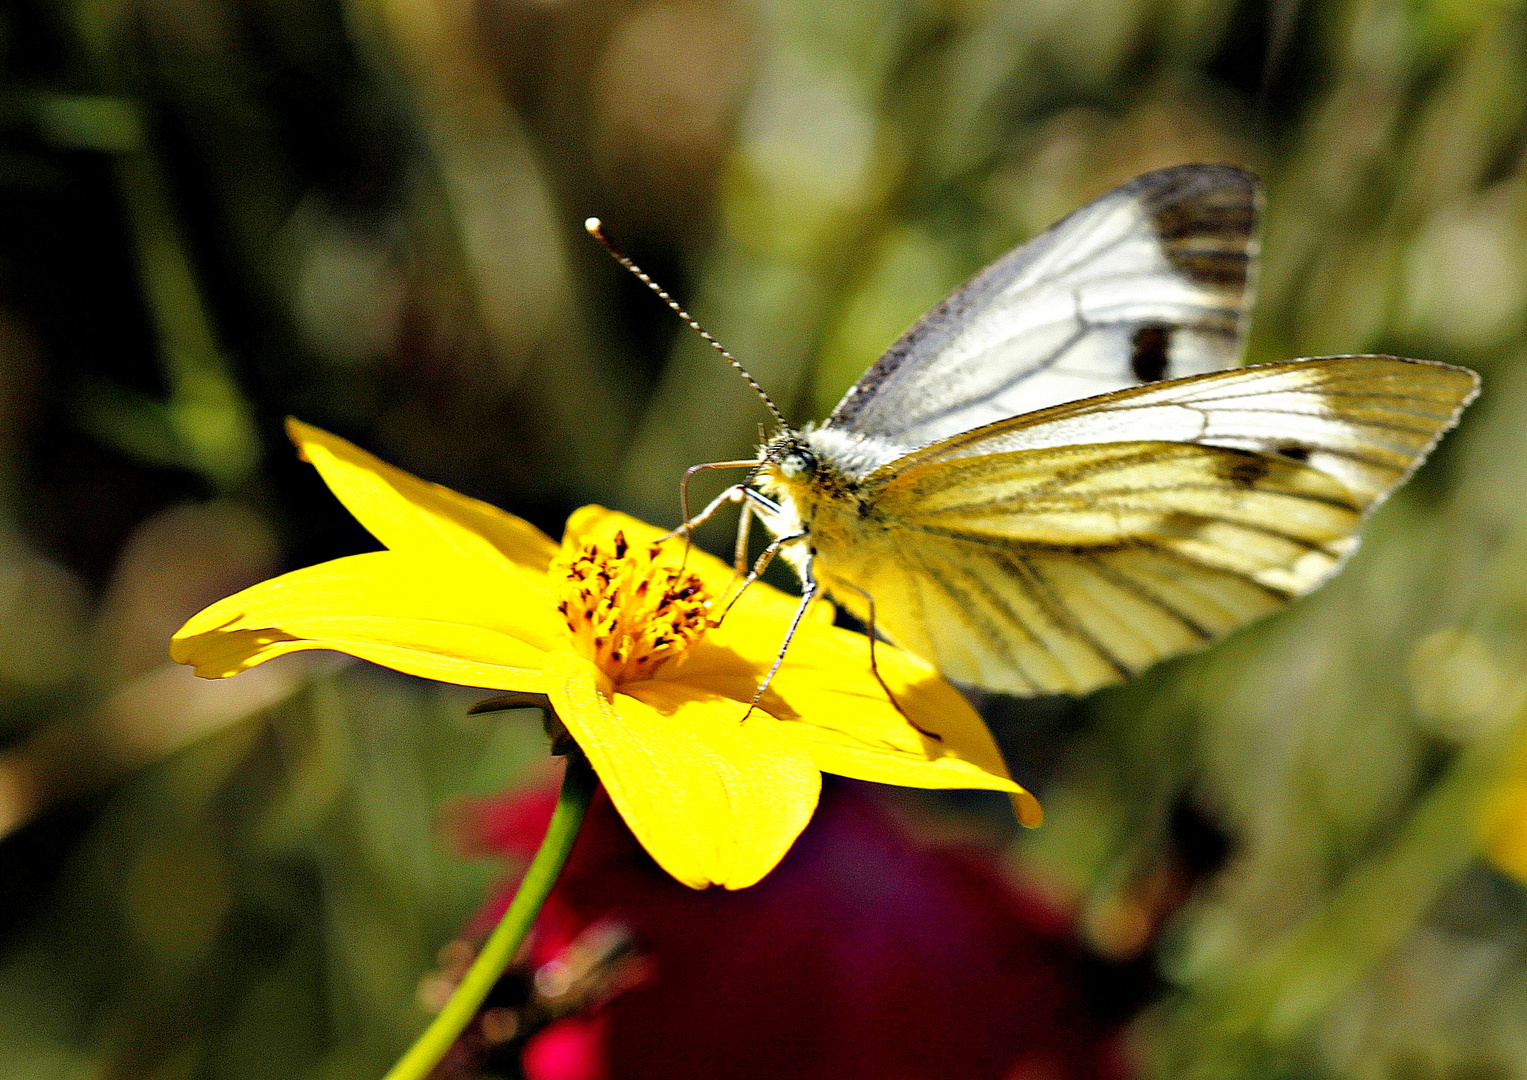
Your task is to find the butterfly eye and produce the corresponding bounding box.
[779,446,818,480]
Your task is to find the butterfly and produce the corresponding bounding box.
[604,163,1479,698]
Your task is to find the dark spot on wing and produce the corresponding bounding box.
[1130,324,1172,383]
[1219,452,1270,488]
[1275,443,1311,462]
[1151,511,1209,539]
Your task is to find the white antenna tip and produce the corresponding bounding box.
[584,217,602,235]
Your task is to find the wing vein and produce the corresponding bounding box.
[1078,550,1216,641]
[909,546,1043,693]
[1007,551,1134,682]
[898,512,1349,557]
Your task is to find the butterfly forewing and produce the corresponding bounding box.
[806,356,1478,696]
[821,164,1261,472]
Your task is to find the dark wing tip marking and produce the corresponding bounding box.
[1142,165,1260,233]
[1145,166,1260,299]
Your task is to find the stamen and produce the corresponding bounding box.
[551,534,712,684]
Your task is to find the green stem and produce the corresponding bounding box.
[384,753,598,1080]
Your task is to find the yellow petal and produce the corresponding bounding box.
[544,651,820,889]
[171,551,551,690]
[288,419,559,572]
[699,587,853,674]
[562,505,676,553]
[680,617,1042,826]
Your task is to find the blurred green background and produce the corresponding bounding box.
[4,0,1527,1075]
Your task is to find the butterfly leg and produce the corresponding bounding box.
[732,497,754,573]
[716,528,806,626]
[743,542,815,721]
[662,460,760,544]
[662,467,753,584]
[833,579,941,743]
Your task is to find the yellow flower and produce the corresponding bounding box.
[172,421,1038,888]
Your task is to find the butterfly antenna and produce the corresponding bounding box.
[585,217,787,429]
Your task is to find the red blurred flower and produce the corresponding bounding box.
[442,774,1129,1080]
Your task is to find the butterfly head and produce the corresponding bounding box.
[775,442,819,481]
[753,430,819,480]
[753,434,824,512]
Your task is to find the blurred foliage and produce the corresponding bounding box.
[4,0,1527,1076]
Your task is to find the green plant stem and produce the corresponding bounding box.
[383,753,597,1080]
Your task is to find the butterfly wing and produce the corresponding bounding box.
[877,354,1476,502]
[812,357,1478,695]
[820,164,1261,472]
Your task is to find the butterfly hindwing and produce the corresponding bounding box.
[821,164,1261,472]
[809,357,1478,695]
[872,356,1479,502]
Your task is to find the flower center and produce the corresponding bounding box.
[553,531,711,684]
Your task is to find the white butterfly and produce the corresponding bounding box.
[635,165,1480,697]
